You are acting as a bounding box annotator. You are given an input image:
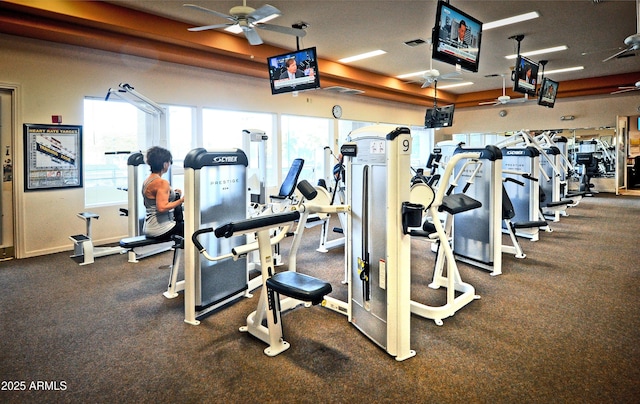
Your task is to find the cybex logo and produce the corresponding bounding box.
[505,150,525,155]
[213,156,238,163]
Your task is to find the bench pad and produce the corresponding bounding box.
[266,272,332,306]
[119,235,173,249]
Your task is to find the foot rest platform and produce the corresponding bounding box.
[70,234,91,243]
[119,235,180,249]
[266,272,332,306]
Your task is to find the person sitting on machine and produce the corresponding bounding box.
[142,146,184,239]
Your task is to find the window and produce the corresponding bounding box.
[83,99,195,206]
[281,115,333,186]
[409,126,435,170]
[338,119,374,147]
[83,98,141,206]
[202,109,276,187]
[167,105,195,192]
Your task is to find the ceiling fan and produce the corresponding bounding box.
[405,39,462,88]
[611,80,640,94]
[183,2,306,45]
[479,74,527,106]
[603,0,640,61]
[414,69,462,88]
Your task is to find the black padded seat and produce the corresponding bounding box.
[439,193,482,215]
[544,199,573,208]
[512,220,548,229]
[120,234,178,249]
[266,271,332,306]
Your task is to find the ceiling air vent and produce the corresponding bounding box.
[324,86,365,95]
[404,38,427,47]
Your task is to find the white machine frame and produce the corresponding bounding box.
[69,212,125,265]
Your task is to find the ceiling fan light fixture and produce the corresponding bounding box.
[225,25,243,34]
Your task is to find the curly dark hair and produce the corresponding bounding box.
[145,146,173,173]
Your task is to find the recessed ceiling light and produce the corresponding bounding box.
[437,82,474,89]
[396,70,429,79]
[339,50,387,63]
[483,12,540,30]
[544,66,584,75]
[505,46,568,59]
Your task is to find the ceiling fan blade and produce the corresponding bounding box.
[479,100,497,106]
[183,4,235,21]
[611,87,636,94]
[440,72,462,80]
[188,23,234,32]
[256,23,307,37]
[249,4,281,21]
[602,46,633,62]
[243,28,263,45]
[421,81,433,88]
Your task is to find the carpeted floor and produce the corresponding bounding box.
[0,193,638,403]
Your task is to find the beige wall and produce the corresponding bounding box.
[442,94,640,135]
[1,33,638,258]
[0,34,426,258]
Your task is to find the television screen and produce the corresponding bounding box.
[538,77,559,108]
[425,104,455,128]
[432,1,483,73]
[513,55,539,96]
[267,47,321,95]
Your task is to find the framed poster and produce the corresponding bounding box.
[23,124,83,191]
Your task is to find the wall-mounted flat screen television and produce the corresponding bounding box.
[267,47,321,95]
[432,1,483,73]
[513,55,539,96]
[425,104,455,128]
[538,77,559,108]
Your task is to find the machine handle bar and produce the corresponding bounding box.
[192,227,214,252]
[504,177,525,187]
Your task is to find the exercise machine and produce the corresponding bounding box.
[182,147,258,325]
[539,145,574,221]
[448,145,504,276]
[501,146,548,240]
[118,152,175,263]
[341,125,416,360]
[406,150,483,323]
[315,146,347,255]
[243,129,268,206]
[501,177,548,259]
[198,208,331,357]
[195,179,347,356]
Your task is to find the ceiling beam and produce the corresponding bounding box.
[0,0,637,109]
